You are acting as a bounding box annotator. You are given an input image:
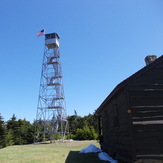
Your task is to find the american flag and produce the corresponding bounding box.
[36,29,45,37]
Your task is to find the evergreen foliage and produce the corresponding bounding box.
[0,111,99,148]
[6,114,34,145]
[5,129,14,146]
[67,112,98,140]
[0,114,6,148]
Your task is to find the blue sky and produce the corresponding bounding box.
[0,0,163,122]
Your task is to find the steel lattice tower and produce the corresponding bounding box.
[34,33,69,143]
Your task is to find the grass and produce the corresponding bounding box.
[0,140,109,163]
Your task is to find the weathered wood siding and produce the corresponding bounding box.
[128,64,163,158]
[101,90,136,161]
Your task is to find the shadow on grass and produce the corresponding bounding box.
[65,151,109,163]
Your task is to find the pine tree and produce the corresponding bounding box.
[6,115,34,145]
[5,129,14,146]
[0,114,6,148]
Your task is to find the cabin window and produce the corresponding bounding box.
[104,110,109,129]
[113,104,119,128]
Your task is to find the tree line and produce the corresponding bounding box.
[0,112,99,149]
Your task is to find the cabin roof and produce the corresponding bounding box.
[96,55,163,114]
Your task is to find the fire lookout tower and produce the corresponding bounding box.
[34,33,69,142]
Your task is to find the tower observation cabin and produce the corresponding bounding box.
[45,33,60,49]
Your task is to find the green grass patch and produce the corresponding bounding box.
[0,140,109,163]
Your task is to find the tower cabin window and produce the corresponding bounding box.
[45,33,60,40]
[113,104,119,128]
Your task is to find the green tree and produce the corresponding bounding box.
[90,126,98,140]
[67,115,84,135]
[34,120,44,142]
[75,128,85,140]
[7,114,19,145]
[6,115,34,145]
[5,129,14,146]
[74,125,98,140]
[83,113,98,133]
[68,112,99,140]
[16,119,34,144]
[0,114,6,148]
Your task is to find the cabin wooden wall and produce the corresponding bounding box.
[128,64,163,159]
[101,90,136,161]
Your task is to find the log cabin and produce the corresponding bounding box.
[96,55,163,163]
